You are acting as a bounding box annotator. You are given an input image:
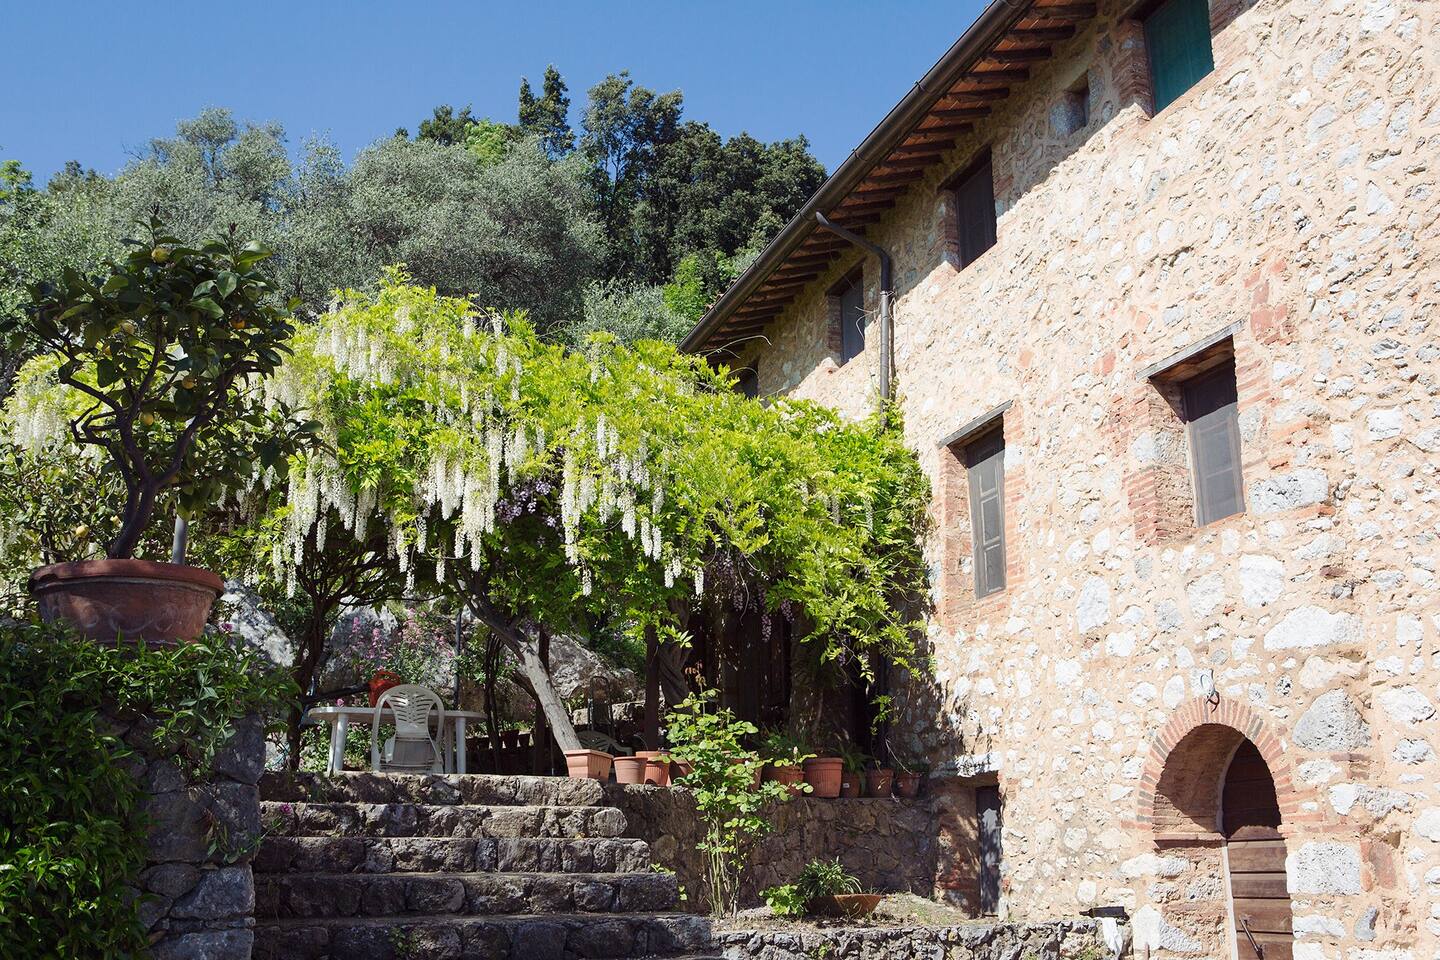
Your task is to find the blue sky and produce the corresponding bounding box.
[2,1,988,184]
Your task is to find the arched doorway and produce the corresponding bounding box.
[1222,739,1292,960]
[1138,699,1297,960]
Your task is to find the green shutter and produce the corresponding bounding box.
[1145,0,1215,113]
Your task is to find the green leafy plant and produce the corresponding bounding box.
[762,882,806,917]
[838,742,871,776]
[762,728,813,768]
[664,689,796,916]
[3,214,313,558]
[0,622,295,956]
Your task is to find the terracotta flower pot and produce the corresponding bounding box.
[865,768,894,798]
[30,559,223,645]
[563,749,612,780]
[803,757,844,798]
[839,775,862,798]
[765,762,806,797]
[368,670,404,707]
[894,772,923,798]
[637,751,670,787]
[808,893,883,919]
[613,756,647,785]
[670,759,694,781]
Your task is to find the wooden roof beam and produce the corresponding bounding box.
[1028,3,1097,20]
[962,68,1031,84]
[1010,25,1077,42]
[986,47,1052,63]
[947,87,1012,101]
[932,107,992,120]
[890,141,953,157]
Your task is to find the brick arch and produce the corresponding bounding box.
[1136,697,1297,840]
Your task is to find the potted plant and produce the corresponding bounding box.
[865,761,894,798]
[613,753,647,785]
[636,749,670,786]
[6,216,311,644]
[762,728,813,798]
[894,756,930,798]
[838,744,869,798]
[563,749,613,780]
[762,857,879,919]
[802,737,844,799]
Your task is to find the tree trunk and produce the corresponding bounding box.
[512,634,581,754]
[655,639,691,710]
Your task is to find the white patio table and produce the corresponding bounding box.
[304,704,487,775]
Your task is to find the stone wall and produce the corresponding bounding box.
[126,712,264,960]
[603,784,938,910]
[711,918,1110,960]
[728,0,1440,956]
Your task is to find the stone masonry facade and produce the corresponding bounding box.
[724,0,1440,957]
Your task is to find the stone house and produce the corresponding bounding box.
[683,0,1439,957]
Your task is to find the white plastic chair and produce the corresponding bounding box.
[370,684,447,774]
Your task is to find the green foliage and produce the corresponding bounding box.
[558,279,690,348]
[262,274,931,686]
[761,727,813,767]
[518,66,574,158]
[664,690,794,916]
[4,214,312,558]
[762,882,807,917]
[0,623,295,956]
[463,119,520,167]
[661,253,709,324]
[837,742,870,775]
[761,857,862,919]
[416,104,478,146]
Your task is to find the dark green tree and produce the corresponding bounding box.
[416,104,477,146]
[518,65,574,158]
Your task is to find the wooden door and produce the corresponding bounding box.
[977,785,1002,915]
[1223,740,1292,960]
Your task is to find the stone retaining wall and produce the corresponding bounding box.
[602,784,938,911]
[124,711,264,960]
[712,918,1111,960]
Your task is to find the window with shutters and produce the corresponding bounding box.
[830,268,867,364]
[947,152,998,270]
[1182,361,1244,526]
[1143,0,1215,113]
[964,427,1007,598]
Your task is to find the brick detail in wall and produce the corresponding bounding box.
[1109,19,1153,117]
[936,405,1026,630]
[1130,696,1301,839]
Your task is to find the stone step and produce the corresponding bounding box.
[256,835,654,875]
[256,870,679,919]
[262,802,629,839]
[253,911,713,960]
[261,771,608,808]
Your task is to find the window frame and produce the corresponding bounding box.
[1141,0,1216,114]
[963,425,1007,599]
[1181,360,1245,527]
[831,266,867,364]
[944,150,998,271]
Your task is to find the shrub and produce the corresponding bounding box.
[0,624,294,955]
[761,857,863,919]
[664,689,796,916]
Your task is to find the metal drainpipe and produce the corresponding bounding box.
[814,213,894,407]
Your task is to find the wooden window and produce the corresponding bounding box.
[951,153,997,269]
[837,271,866,363]
[964,427,1006,597]
[1144,0,1215,113]
[1183,361,1244,526]
[977,785,1003,915]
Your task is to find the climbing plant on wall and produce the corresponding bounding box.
[257,270,932,752]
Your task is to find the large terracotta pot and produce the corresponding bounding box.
[613,756,647,785]
[809,893,883,919]
[563,749,613,780]
[764,762,806,798]
[894,772,924,798]
[637,751,670,786]
[30,559,224,645]
[865,767,894,798]
[803,757,843,798]
[839,775,862,798]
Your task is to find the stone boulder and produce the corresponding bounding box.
[213,582,292,668]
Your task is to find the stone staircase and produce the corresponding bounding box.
[253,772,718,960]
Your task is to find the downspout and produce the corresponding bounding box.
[814,212,894,409]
